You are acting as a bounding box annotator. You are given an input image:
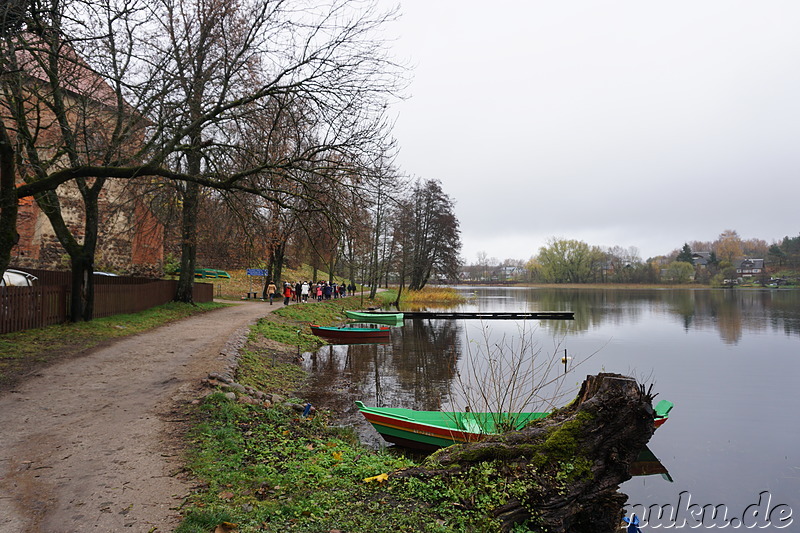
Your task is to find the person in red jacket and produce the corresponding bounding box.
[283,283,293,305]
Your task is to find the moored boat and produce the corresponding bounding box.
[344,310,404,325]
[652,399,673,428]
[355,399,673,451]
[354,402,549,451]
[310,324,391,342]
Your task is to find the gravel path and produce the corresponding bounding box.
[0,301,272,533]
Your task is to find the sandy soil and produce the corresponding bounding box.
[0,300,272,533]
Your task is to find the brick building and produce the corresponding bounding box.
[6,37,164,276]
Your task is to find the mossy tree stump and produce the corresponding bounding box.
[394,373,658,532]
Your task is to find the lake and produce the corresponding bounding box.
[302,287,800,528]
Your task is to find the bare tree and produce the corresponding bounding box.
[2,0,406,314]
[143,0,404,301]
[398,179,462,290]
[363,153,399,298]
[1,3,153,319]
[339,184,372,288]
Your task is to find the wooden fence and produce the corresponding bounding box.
[0,278,213,334]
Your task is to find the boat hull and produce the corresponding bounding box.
[344,311,404,325]
[355,402,549,451]
[310,325,390,342]
[356,401,671,451]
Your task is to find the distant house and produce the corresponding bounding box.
[691,252,712,267]
[498,266,521,281]
[734,259,764,277]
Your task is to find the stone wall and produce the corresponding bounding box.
[12,180,164,277]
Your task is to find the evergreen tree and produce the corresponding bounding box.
[676,243,694,264]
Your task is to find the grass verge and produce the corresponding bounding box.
[178,393,528,533]
[178,292,527,532]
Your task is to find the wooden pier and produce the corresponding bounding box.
[392,312,573,320]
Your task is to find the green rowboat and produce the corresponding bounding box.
[344,310,404,325]
[309,324,391,343]
[354,401,549,451]
[356,399,674,451]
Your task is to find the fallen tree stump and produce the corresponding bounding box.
[393,373,658,532]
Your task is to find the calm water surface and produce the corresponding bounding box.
[303,287,800,524]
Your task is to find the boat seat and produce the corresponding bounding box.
[654,399,674,418]
[458,415,484,434]
[462,420,483,434]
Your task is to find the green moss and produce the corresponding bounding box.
[555,456,593,484]
[523,410,596,479]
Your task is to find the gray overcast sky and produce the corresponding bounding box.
[384,1,800,262]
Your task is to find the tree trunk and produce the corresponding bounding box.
[266,251,276,292]
[175,111,204,303]
[393,254,406,307]
[78,184,102,321]
[328,247,338,283]
[394,373,659,533]
[33,179,102,322]
[272,240,286,285]
[0,122,19,276]
[175,180,199,303]
[69,254,93,322]
[392,283,403,308]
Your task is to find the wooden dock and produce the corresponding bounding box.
[394,312,574,320]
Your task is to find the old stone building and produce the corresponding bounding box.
[6,38,164,276]
[13,185,164,276]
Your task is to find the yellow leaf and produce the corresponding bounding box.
[363,472,389,483]
[214,521,238,532]
[332,451,343,461]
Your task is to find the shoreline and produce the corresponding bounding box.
[443,282,797,290]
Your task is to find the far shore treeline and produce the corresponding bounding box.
[461,230,800,286]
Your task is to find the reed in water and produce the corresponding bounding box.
[400,287,468,305]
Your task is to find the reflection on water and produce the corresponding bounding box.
[303,320,461,409]
[302,287,800,517]
[463,287,800,344]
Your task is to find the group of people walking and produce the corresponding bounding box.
[264,280,357,305]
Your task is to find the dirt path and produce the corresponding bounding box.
[0,300,273,533]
